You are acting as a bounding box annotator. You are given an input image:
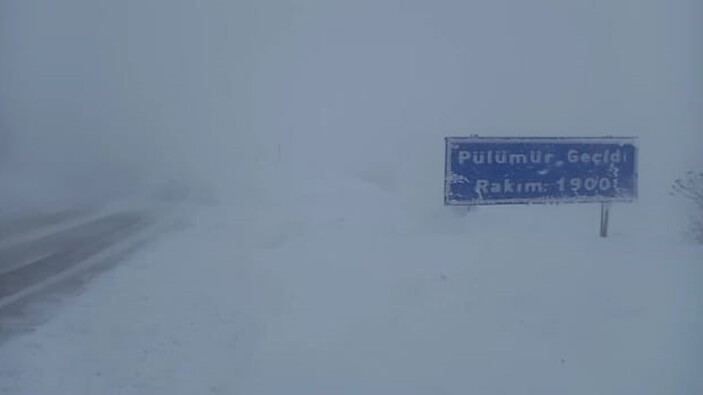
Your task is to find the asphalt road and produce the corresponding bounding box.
[0,209,155,340]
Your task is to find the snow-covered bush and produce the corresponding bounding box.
[671,171,703,243]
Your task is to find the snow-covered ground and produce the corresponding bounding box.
[1,174,701,394]
[2,1,701,394]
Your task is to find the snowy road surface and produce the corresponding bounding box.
[0,209,155,340]
[0,181,701,394]
[0,209,92,245]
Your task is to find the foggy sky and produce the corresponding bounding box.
[1,0,700,212]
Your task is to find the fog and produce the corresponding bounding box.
[1,2,702,392]
[1,1,701,220]
[1,0,256,210]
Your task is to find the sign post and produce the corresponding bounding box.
[600,202,611,238]
[445,137,638,236]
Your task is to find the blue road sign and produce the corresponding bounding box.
[445,137,638,205]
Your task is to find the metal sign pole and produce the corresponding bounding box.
[600,202,611,238]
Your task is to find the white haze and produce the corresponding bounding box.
[1,0,701,225]
[0,0,257,210]
[1,2,702,393]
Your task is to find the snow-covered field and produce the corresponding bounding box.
[1,174,701,394]
[2,1,701,394]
